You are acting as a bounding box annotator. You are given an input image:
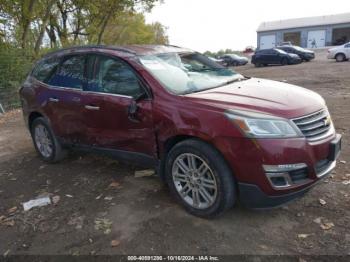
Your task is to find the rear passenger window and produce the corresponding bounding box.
[32,57,60,83]
[49,55,85,89]
[89,55,143,98]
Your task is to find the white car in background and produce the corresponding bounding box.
[327,42,350,62]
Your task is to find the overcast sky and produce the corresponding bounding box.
[145,0,349,52]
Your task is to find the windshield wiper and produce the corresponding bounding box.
[181,77,250,95]
[212,77,248,89]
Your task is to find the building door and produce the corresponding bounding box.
[307,30,326,48]
[260,35,276,49]
[283,32,301,46]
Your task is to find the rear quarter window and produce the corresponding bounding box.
[48,55,85,89]
[32,57,60,83]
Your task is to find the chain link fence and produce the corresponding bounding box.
[0,44,34,111]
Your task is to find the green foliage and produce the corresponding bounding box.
[0,0,168,109]
[0,43,33,109]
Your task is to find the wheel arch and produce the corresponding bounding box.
[158,135,237,186]
[28,111,44,129]
[335,52,346,59]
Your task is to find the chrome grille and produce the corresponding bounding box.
[292,110,332,140]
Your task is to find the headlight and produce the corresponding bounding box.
[225,110,302,138]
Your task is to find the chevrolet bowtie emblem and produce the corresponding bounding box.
[324,116,331,126]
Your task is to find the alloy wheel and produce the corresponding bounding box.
[34,124,53,158]
[172,153,218,209]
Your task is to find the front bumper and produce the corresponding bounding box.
[304,54,315,60]
[213,133,342,208]
[238,160,336,209]
[290,58,302,64]
[327,53,335,59]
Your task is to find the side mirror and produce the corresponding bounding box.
[128,100,139,123]
[127,92,147,123]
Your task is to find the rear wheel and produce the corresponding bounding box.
[335,53,346,62]
[31,117,67,163]
[165,139,236,218]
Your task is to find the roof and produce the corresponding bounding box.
[44,44,193,58]
[257,12,350,32]
[121,45,193,55]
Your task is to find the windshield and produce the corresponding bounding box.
[293,46,306,52]
[275,49,287,54]
[139,52,242,95]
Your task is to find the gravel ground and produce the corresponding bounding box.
[0,49,349,257]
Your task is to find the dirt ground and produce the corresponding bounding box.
[0,49,349,256]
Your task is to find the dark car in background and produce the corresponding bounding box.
[252,48,302,67]
[220,54,249,66]
[277,45,315,61]
[208,56,226,66]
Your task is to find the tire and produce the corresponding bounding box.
[281,58,288,66]
[165,139,236,218]
[30,117,67,163]
[255,62,261,67]
[335,53,346,62]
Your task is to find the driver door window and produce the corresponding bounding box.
[90,55,144,98]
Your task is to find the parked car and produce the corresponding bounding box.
[252,48,302,67]
[280,41,292,46]
[327,42,350,62]
[208,56,226,66]
[277,45,315,62]
[219,54,249,66]
[20,45,341,218]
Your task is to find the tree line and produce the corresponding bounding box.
[0,0,168,55]
[0,0,168,110]
[203,49,241,58]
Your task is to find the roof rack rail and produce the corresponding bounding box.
[44,45,136,57]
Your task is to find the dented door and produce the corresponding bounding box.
[82,54,157,158]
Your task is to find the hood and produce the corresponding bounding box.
[236,56,248,60]
[330,45,344,51]
[185,78,325,119]
[287,53,300,58]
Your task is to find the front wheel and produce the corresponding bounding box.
[31,117,67,163]
[335,53,346,62]
[165,139,236,218]
[281,58,288,66]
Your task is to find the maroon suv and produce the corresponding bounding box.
[20,45,342,217]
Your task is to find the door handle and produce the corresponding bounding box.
[49,97,59,103]
[85,105,100,111]
[72,97,81,103]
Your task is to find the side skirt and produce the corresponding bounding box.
[64,143,160,169]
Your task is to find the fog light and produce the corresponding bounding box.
[263,163,307,189]
[263,163,307,173]
[265,172,292,188]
